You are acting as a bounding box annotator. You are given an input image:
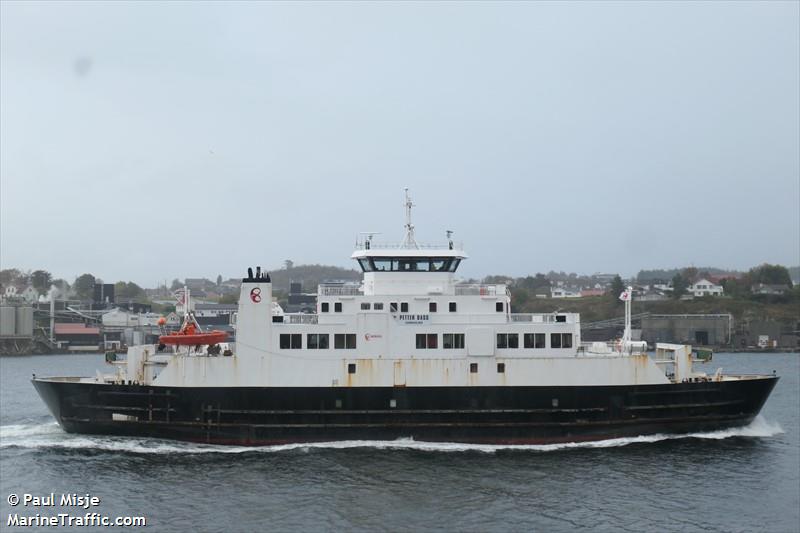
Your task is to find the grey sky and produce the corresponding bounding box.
[1,1,798,287]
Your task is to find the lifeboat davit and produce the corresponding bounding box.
[159,331,228,346]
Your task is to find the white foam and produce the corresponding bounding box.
[0,416,784,455]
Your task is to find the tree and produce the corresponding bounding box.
[31,270,52,294]
[216,274,222,287]
[284,260,294,270]
[518,274,550,292]
[750,264,793,287]
[170,279,183,291]
[510,288,530,312]
[0,268,23,286]
[682,267,699,284]
[483,275,514,284]
[609,275,625,302]
[671,273,688,299]
[73,273,96,300]
[115,281,145,300]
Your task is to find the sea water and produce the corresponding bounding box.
[1,353,797,532]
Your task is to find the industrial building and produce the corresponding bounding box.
[640,314,733,347]
[0,305,34,338]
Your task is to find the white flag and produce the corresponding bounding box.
[619,289,631,301]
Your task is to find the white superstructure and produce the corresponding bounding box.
[116,191,709,390]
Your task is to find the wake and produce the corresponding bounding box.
[0,416,784,455]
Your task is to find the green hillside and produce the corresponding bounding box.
[268,264,361,293]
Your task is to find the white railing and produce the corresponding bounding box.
[454,284,508,296]
[279,314,319,325]
[355,241,464,251]
[318,285,362,296]
[509,313,567,323]
[578,341,646,355]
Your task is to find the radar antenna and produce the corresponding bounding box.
[402,188,418,249]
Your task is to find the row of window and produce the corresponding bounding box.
[357,257,461,273]
[323,301,506,313]
[414,332,571,350]
[345,362,505,374]
[497,333,573,349]
[280,332,571,351]
[280,333,357,350]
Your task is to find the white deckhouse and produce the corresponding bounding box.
[139,191,674,389]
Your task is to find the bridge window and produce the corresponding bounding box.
[280,334,302,349]
[374,302,384,310]
[307,334,329,349]
[401,302,409,313]
[390,302,398,313]
[360,303,371,310]
[321,302,329,313]
[443,333,465,349]
[356,257,462,273]
[334,302,342,313]
[334,333,357,349]
[449,302,457,312]
[496,302,504,312]
[429,302,437,312]
[416,333,438,349]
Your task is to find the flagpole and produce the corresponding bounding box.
[623,286,632,345]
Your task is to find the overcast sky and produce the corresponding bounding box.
[1,1,798,287]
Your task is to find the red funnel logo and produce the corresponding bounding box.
[250,287,262,303]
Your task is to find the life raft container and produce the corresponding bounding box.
[159,331,228,346]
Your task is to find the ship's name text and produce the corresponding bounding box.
[398,314,429,323]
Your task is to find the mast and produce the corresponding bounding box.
[401,188,418,249]
[622,286,632,344]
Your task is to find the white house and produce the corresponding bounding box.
[688,278,723,297]
[3,285,39,303]
[550,287,582,298]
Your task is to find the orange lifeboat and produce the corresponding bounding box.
[159,331,228,346]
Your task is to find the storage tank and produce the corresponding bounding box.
[15,306,34,337]
[0,307,15,336]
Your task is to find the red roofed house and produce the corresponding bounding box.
[54,322,101,351]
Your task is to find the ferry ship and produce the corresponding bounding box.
[33,193,778,445]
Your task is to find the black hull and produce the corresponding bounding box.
[32,377,778,445]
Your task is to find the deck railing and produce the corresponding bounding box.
[509,313,567,323]
[354,242,464,251]
[454,284,508,296]
[279,314,319,325]
[318,285,362,296]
